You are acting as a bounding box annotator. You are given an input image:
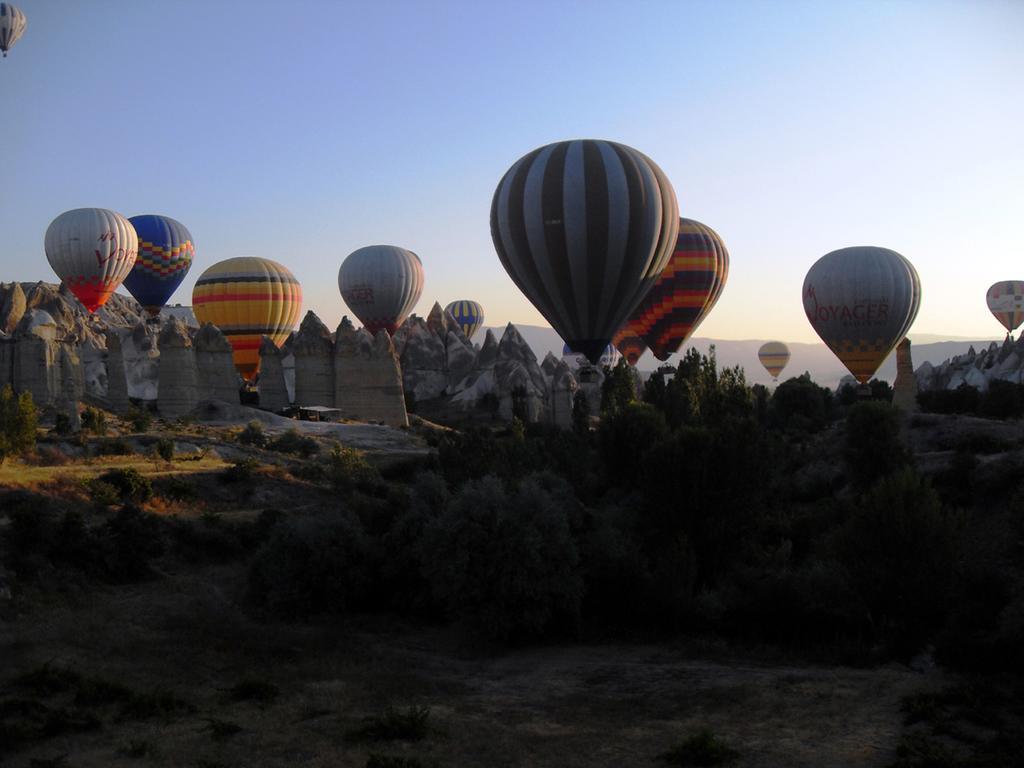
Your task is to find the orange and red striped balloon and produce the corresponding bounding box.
[622,218,729,361]
[192,257,302,381]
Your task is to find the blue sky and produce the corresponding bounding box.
[1,0,1022,344]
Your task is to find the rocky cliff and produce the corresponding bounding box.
[916,336,1024,393]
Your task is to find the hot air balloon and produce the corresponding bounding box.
[758,341,790,381]
[338,245,424,335]
[622,218,729,361]
[192,257,302,380]
[562,343,621,370]
[491,139,678,365]
[123,215,195,317]
[612,327,647,366]
[986,281,1024,337]
[44,208,138,313]
[0,3,26,58]
[445,299,484,340]
[802,246,921,384]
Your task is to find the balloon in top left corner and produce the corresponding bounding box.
[44,208,139,313]
[0,4,27,58]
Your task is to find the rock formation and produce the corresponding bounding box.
[334,320,408,426]
[194,323,240,405]
[257,336,291,412]
[157,318,199,419]
[916,336,1024,393]
[549,358,578,429]
[292,311,335,407]
[0,282,26,334]
[892,338,917,412]
[105,329,130,413]
[12,310,62,406]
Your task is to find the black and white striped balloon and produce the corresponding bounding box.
[490,139,679,365]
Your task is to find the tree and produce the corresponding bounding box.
[843,400,911,489]
[600,359,637,417]
[0,385,37,463]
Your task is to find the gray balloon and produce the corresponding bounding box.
[802,246,921,384]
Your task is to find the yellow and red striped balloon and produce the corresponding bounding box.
[757,341,790,380]
[192,257,302,380]
[622,218,729,361]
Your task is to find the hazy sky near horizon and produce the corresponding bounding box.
[1,0,1021,346]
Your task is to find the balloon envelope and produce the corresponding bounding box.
[0,3,26,57]
[612,327,647,366]
[562,342,621,370]
[986,281,1024,334]
[802,246,920,384]
[124,215,195,316]
[624,218,729,361]
[491,139,679,365]
[338,245,424,335]
[445,299,484,340]
[192,257,302,381]
[44,208,138,313]
[758,341,790,380]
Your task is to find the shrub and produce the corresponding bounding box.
[422,473,583,640]
[95,437,133,456]
[598,403,667,488]
[0,385,37,463]
[220,457,259,483]
[916,384,980,415]
[347,705,431,743]
[247,511,374,617]
[98,468,153,503]
[161,476,196,501]
[100,506,166,582]
[658,729,739,766]
[81,406,107,435]
[269,428,319,458]
[836,469,960,656]
[52,412,73,436]
[600,358,637,417]
[87,478,121,508]
[126,406,152,433]
[843,400,911,489]
[237,420,268,448]
[155,437,174,464]
[328,444,378,491]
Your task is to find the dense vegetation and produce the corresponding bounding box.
[3,352,1023,764]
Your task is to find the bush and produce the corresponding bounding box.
[81,406,107,435]
[600,359,637,417]
[95,437,133,456]
[598,403,667,488]
[126,406,152,433]
[52,412,73,436]
[160,476,196,501]
[658,729,739,766]
[155,437,174,463]
[328,444,378,491]
[220,457,259,483]
[248,511,374,617]
[422,473,583,640]
[269,428,320,458]
[87,478,121,508]
[98,468,153,503]
[843,400,911,489]
[836,469,960,656]
[237,420,268,448]
[917,384,980,415]
[0,385,37,463]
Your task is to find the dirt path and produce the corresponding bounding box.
[0,564,939,767]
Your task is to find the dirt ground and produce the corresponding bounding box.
[0,561,941,768]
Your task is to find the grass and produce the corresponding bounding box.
[657,729,740,766]
[347,706,433,743]
[0,453,229,488]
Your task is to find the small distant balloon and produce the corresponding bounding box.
[192,257,302,381]
[758,341,790,381]
[338,245,424,335]
[44,208,138,313]
[986,281,1024,335]
[124,215,195,317]
[802,246,921,384]
[612,327,647,366]
[562,342,621,370]
[491,139,678,365]
[0,3,26,58]
[445,299,484,339]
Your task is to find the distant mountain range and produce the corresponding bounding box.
[481,324,1003,389]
